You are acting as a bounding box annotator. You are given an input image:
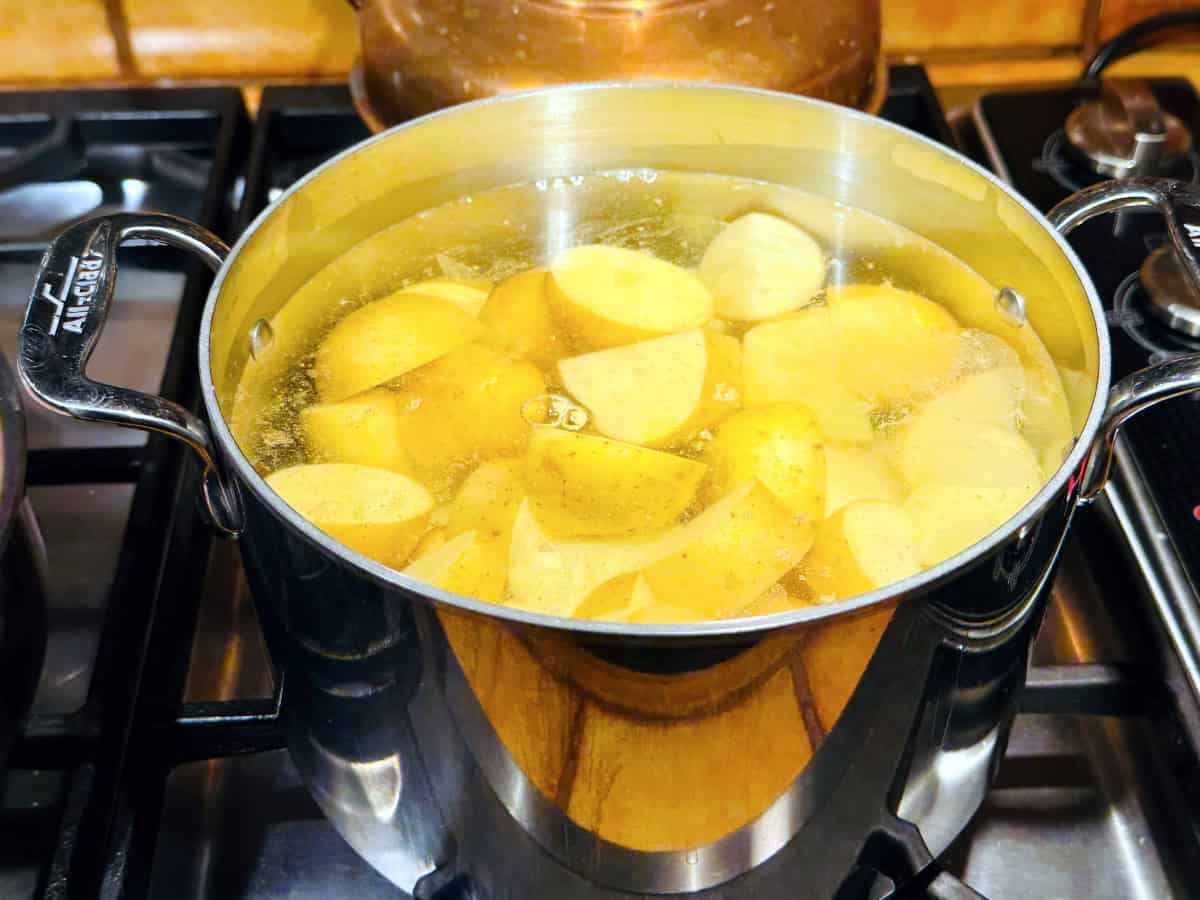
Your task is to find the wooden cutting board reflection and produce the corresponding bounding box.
[439,602,895,851]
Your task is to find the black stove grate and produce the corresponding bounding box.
[2,66,1184,900]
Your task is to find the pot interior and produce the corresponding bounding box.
[204,82,1103,625]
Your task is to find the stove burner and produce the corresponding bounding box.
[1035,127,1199,194]
[1110,265,1200,357]
[1065,80,1192,178]
[1139,244,1200,337]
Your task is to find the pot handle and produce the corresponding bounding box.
[1047,177,1200,502]
[17,212,244,537]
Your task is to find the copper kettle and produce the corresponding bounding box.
[347,0,885,130]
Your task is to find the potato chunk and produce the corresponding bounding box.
[824,284,961,406]
[823,444,903,517]
[390,343,546,489]
[479,269,566,368]
[918,365,1026,432]
[525,428,706,537]
[557,329,740,447]
[299,389,412,474]
[548,244,713,348]
[573,572,660,621]
[314,293,482,402]
[266,463,433,567]
[506,501,665,616]
[404,530,507,603]
[898,417,1043,493]
[642,481,815,618]
[444,457,525,540]
[702,404,825,523]
[699,212,825,321]
[742,311,874,445]
[397,277,493,317]
[905,483,1034,566]
[802,501,920,600]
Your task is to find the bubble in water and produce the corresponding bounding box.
[714,383,739,403]
[521,393,589,429]
[405,396,424,412]
[249,319,274,360]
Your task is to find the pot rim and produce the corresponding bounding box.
[198,80,1111,639]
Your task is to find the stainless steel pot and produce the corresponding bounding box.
[16,84,1200,899]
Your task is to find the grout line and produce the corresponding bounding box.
[101,0,139,80]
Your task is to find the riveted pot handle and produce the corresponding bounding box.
[17,212,244,537]
[1048,177,1200,502]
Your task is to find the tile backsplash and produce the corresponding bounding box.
[0,0,1197,87]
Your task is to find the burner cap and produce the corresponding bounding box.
[1066,79,1191,178]
[1140,245,1200,337]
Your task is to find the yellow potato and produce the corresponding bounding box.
[299,389,413,474]
[824,284,961,406]
[573,572,659,621]
[742,311,874,445]
[699,212,826,321]
[479,269,567,368]
[403,530,507,603]
[823,444,903,517]
[314,293,482,402]
[390,343,546,490]
[266,463,434,568]
[557,329,741,447]
[1022,362,1076,475]
[643,481,815,618]
[506,501,665,616]
[548,244,714,348]
[898,414,1043,493]
[411,527,448,560]
[397,277,493,317]
[525,428,707,537]
[905,483,1035,567]
[918,365,1026,432]
[702,404,825,523]
[724,582,807,618]
[444,457,525,540]
[802,501,920,600]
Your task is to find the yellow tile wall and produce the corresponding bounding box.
[0,0,1199,88]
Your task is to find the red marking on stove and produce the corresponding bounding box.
[1192,504,1200,521]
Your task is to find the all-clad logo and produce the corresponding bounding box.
[39,248,104,336]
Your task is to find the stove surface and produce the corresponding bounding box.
[4,68,1200,900]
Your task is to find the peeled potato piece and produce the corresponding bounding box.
[823,444,903,517]
[390,343,546,489]
[525,428,707,537]
[919,365,1026,432]
[824,284,961,406]
[266,463,434,568]
[397,277,493,317]
[506,501,665,616]
[743,311,874,445]
[898,415,1043,493]
[445,457,525,540]
[404,530,508,603]
[905,483,1034,567]
[557,329,741,448]
[314,293,482,402]
[803,501,920,600]
[703,404,825,523]
[574,572,660,621]
[300,389,413,474]
[549,244,714,348]
[699,212,826,321]
[479,269,566,368]
[642,481,815,618]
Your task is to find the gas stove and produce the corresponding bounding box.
[2,67,1200,900]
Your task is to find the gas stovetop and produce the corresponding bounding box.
[2,67,1200,899]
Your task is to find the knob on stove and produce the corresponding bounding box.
[1066,79,1191,177]
[1140,244,1200,337]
